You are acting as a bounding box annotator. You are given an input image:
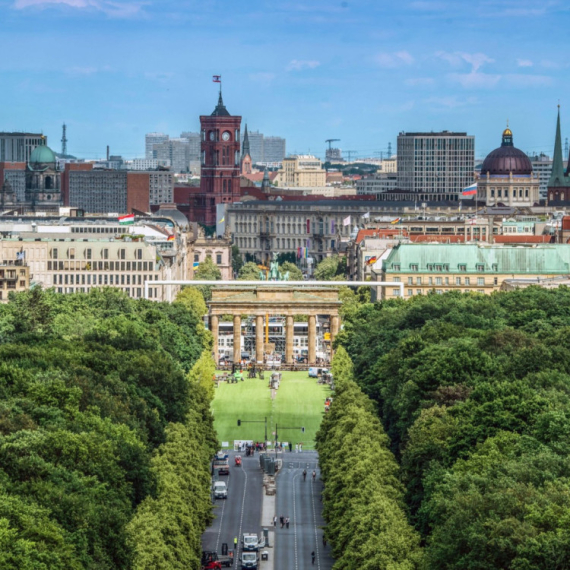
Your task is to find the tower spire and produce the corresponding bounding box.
[242,123,250,160]
[549,105,566,187]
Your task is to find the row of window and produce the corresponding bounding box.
[399,276,497,287]
[394,263,495,272]
[487,188,530,198]
[392,288,487,297]
[53,286,158,298]
[47,261,155,271]
[52,273,158,286]
[51,248,145,261]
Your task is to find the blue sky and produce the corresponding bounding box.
[0,0,568,160]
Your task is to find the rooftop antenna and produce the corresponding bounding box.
[387,142,392,157]
[61,123,67,156]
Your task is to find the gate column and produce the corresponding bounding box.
[286,315,294,364]
[308,314,317,364]
[233,315,241,365]
[256,315,264,364]
[210,314,219,365]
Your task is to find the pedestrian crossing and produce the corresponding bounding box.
[286,462,319,470]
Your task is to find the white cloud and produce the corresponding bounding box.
[249,72,277,84]
[517,59,533,67]
[424,95,477,108]
[504,74,553,87]
[13,0,143,17]
[405,77,435,86]
[286,60,320,71]
[375,51,414,68]
[448,72,501,89]
[436,51,494,72]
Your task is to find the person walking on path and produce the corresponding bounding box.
[322,535,327,547]
[295,444,299,453]
[234,537,238,550]
[312,470,316,482]
[273,516,277,527]
[303,469,307,482]
[280,515,284,528]
[286,517,290,529]
[311,551,315,565]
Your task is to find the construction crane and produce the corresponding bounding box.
[325,138,340,150]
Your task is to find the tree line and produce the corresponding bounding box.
[0,287,216,569]
[338,287,570,569]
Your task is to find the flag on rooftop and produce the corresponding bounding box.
[362,212,370,219]
[462,183,477,196]
[119,214,134,225]
[213,75,221,83]
[391,217,401,225]
[167,235,175,241]
[343,215,351,227]
[365,256,378,266]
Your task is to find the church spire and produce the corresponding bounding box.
[549,106,566,187]
[211,89,230,117]
[242,123,250,160]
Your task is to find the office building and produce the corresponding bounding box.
[397,131,475,201]
[357,173,398,197]
[263,136,286,163]
[180,132,201,162]
[275,155,326,188]
[152,138,190,173]
[126,158,171,171]
[145,132,169,160]
[529,154,552,199]
[0,132,47,163]
[378,243,570,299]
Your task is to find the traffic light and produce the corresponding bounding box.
[302,427,305,433]
[237,419,241,426]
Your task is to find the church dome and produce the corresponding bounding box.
[29,144,56,165]
[481,127,532,176]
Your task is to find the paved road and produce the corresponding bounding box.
[202,451,264,563]
[275,452,334,570]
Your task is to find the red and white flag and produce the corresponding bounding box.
[213,75,221,83]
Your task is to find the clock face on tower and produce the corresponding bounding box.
[222,131,230,141]
[209,131,215,141]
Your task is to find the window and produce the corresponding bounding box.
[408,277,413,285]
[456,277,461,285]
[410,264,418,271]
[393,289,400,297]
[85,248,92,260]
[436,277,442,286]
[477,277,484,286]
[52,248,58,260]
[494,277,498,286]
[465,277,470,285]
[416,277,422,285]
[216,254,222,264]
[68,247,75,260]
[393,264,400,271]
[408,289,413,296]
[476,264,484,271]
[428,277,433,285]
[435,264,442,272]
[445,277,449,286]
[393,277,401,283]
[135,249,143,260]
[102,248,109,260]
[458,264,466,271]
[194,254,199,262]
[416,289,422,295]
[119,249,126,260]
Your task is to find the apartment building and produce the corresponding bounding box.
[0,260,29,301]
[275,155,326,188]
[377,243,570,299]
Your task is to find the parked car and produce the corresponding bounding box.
[213,480,227,499]
[240,551,258,570]
[242,533,265,552]
[309,367,329,378]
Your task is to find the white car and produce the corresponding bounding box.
[213,481,227,499]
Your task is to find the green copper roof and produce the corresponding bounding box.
[548,108,567,188]
[383,244,570,275]
[29,144,56,165]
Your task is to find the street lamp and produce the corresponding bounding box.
[237,417,268,444]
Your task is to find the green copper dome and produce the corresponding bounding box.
[30,144,56,165]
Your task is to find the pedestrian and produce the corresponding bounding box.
[311,551,315,565]
[295,444,299,453]
[303,469,307,481]
[312,470,316,482]
[234,537,238,550]
[273,515,277,527]
[286,517,290,529]
[322,535,327,547]
[289,442,293,452]
[299,443,303,452]
[280,515,284,528]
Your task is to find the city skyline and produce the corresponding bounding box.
[0,1,569,160]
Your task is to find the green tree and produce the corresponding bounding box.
[238,262,262,280]
[175,287,207,319]
[194,257,222,281]
[280,261,303,280]
[231,245,243,275]
[314,255,346,281]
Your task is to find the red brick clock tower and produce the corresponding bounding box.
[200,90,242,224]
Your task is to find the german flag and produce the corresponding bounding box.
[365,256,378,266]
[390,218,401,225]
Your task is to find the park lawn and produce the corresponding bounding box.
[212,370,332,450]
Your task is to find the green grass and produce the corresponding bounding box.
[211,371,332,450]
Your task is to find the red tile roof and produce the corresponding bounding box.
[355,229,408,244]
[410,235,465,243]
[494,235,552,243]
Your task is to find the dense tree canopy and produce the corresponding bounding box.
[0,287,215,569]
[338,287,570,568]
[314,255,346,281]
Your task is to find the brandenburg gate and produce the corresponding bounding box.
[208,285,341,365]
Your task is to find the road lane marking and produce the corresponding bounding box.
[236,463,248,563]
[292,471,300,570]
[215,474,230,553]
[310,470,321,570]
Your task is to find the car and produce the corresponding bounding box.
[241,533,265,552]
[240,551,258,569]
[309,367,329,378]
[213,481,227,499]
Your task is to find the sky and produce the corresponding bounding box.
[0,0,569,161]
